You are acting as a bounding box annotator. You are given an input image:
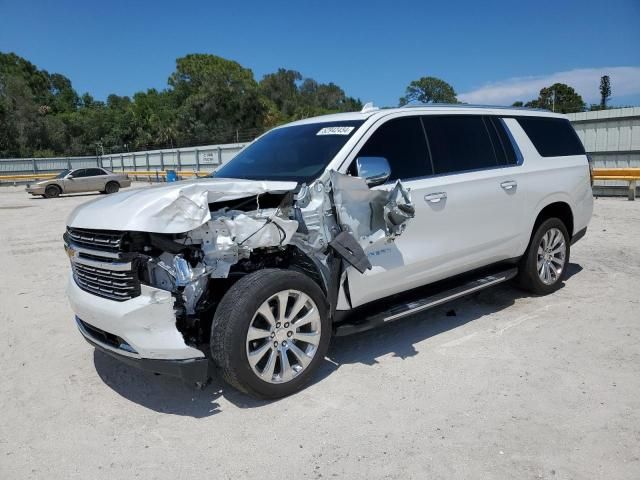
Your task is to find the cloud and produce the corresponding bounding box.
[458,67,640,105]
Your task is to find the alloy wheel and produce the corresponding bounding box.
[245,289,321,384]
[536,227,566,285]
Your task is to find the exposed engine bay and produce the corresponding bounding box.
[65,171,414,353]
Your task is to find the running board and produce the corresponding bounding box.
[334,267,518,336]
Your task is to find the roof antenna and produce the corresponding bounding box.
[361,102,378,113]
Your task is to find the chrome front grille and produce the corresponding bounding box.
[65,227,141,302]
[66,227,125,253]
[71,260,140,301]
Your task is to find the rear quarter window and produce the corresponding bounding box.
[516,117,585,157]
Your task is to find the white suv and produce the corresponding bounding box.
[64,104,593,398]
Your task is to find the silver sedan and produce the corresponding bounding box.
[26,168,132,198]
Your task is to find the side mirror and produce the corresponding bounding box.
[356,156,391,187]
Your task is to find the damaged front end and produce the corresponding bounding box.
[65,172,414,376]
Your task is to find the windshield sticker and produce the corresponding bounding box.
[316,126,355,136]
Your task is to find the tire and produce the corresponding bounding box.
[105,182,120,194]
[211,269,330,399]
[44,185,61,198]
[516,218,570,295]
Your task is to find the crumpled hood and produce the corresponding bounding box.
[66,178,298,233]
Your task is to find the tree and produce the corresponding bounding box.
[259,69,303,119]
[524,83,585,113]
[399,76,457,105]
[511,101,524,107]
[168,54,266,145]
[0,52,365,157]
[599,75,611,109]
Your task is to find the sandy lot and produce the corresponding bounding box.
[0,184,639,479]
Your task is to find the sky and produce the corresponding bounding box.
[1,0,639,107]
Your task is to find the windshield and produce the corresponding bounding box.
[56,169,70,179]
[214,120,364,183]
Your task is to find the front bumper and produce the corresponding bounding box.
[78,317,210,383]
[25,185,45,195]
[67,271,206,360]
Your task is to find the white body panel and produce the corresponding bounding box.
[347,166,526,307]
[67,273,205,360]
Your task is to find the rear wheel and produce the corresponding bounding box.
[517,218,570,295]
[105,182,119,194]
[44,185,61,198]
[211,269,330,399]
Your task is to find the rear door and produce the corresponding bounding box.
[84,168,109,191]
[345,114,526,307]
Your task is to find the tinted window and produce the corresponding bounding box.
[486,117,518,166]
[356,117,431,180]
[422,115,498,174]
[86,168,106,176]
[516,117,585,157]
[215,120,364,183]
[70,169,87,178]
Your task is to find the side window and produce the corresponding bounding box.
[516,117,585,157]
[356,117,432,181]
[486,117,519,166]
[70,169,87,178]
[86,168,106,176]
[422,115,498,174]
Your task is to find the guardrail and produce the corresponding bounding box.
[592,168,640,201]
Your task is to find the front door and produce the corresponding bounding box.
[63,169,90,193]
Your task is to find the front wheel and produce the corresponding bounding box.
[211,269,330,399]
[517,218,570,295]
[44,185,61,198]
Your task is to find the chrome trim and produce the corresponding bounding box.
[72,254,132,271]
[424,192,447,203]
[500,180,517,190]
[66,242,120,259]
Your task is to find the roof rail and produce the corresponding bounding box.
[400,103,550,113]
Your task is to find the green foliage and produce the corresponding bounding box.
[259,69,362,123]
[599,75,611,109]
[399,76,458,105]
[0,52,362,158]
[523,83,586,113]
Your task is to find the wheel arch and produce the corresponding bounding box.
[532,200,574,240]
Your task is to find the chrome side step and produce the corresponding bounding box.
[334,267,518,336]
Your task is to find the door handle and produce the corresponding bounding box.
[500,180,517,190]
[424,192,447,203]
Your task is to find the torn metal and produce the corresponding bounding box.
[330,171,415,245]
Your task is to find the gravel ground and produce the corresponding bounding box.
[1,184,639,480]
